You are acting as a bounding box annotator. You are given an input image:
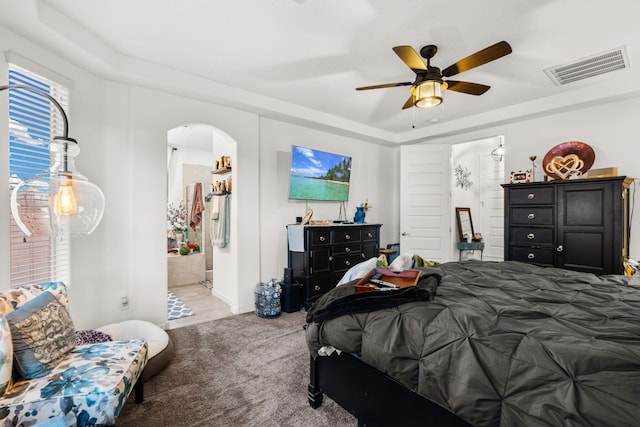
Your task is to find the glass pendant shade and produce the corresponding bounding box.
[412,80,447,108]
[11,137,105,237]
[48,137,105,236]
[3,84,105,238]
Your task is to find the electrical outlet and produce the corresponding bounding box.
[120,296,129,310]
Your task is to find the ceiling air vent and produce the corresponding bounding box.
[544,46,630,86]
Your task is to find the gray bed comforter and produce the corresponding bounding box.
[305,261,640,427]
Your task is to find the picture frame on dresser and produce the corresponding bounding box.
[509,169,532,184]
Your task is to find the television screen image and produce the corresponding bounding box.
[288,145,352,201]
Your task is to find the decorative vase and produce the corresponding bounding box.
[354,206,366,224]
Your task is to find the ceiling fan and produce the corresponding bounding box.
[356,41,512,109]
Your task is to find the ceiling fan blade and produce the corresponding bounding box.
[445,80,491,95]
[392,46,428,73]
[442,41,512,77]
[356,82,413,91]
[401,94,415,110]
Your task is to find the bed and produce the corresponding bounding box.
[305,260,640,427]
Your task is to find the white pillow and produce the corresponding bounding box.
[337,257,378,285]
[389,253,415,271]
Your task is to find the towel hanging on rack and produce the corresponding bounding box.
[189,182,205,231]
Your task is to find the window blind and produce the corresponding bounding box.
[8,64,70,288]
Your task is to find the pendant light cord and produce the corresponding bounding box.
[0,84,69,138]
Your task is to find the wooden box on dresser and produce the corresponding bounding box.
[502,176,632,275]
[287,224,381,308]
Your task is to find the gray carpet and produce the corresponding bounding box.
[117,311,355,426]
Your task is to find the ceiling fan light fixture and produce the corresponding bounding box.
[412,80,448,108]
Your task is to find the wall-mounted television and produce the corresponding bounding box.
[288,145,352,202]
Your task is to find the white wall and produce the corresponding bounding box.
[258,117,400,283]
[3,21,640,331]
[167,127,214,206]
[424,96,640,261]
[0,24,399,327]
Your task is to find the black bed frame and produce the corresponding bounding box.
[308,353,471,427]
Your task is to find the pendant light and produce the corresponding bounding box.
[2,84,105,237]
[491,141,505,162]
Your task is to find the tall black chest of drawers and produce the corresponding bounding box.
[287,224,381,308]
[502,176,632,275]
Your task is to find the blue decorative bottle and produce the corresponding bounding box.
[354,206,366,224]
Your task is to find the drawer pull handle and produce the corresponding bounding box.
[319,236,325,242]
[314,285,320,291]
[345,261,351,266]
[361,253,366,258]
[367,233,373,238]
[527,233,535,240]
[328,256,333,261]
[345,235,351,240]
[557,245,563,252]
[527,213,535,220]
[527,253,535,260]
[527,193,535,200]
[345,247,351,253]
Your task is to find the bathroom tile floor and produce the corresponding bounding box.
[167,282,233,329]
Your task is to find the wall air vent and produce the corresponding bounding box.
[544,46,630,86]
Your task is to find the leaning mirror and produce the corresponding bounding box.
[456,207,474,242]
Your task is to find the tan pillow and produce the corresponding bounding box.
[6,291,75,380]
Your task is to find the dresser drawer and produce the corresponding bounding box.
[361,226,379,242]
[332,253,366,273]
[510,187,554,205]
[511,207,554,225]
[309,229,331,245]
[510,227,554,245]
[334,228,361,243]
[333,243,361,255]
[510,246,554,266]
[304,277,337,300]
[309,247,331,274]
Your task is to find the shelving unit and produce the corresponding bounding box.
[211,167,232,175]
[210,159,231,197]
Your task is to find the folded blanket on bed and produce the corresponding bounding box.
[306,268,441,324]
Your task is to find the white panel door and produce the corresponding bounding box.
[400,144,451,263]
[478,152,505,260]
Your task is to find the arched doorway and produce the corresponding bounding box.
[166,123,234,327]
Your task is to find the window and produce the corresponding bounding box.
[8,64,70,288]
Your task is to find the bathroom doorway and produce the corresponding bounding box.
[166,124,232,327]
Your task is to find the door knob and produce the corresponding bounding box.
[557,245,563,252]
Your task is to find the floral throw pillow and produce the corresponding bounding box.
[6,291,76,380]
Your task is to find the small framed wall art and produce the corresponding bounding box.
[509,170,531,184]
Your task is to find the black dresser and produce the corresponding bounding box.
[502,176,632,275]
[287,223,381,308]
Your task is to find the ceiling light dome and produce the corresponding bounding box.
[412,80,448,108]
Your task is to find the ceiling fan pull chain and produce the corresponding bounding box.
[412,105,416,128]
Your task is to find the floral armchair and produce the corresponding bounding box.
[0,282,148,426]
